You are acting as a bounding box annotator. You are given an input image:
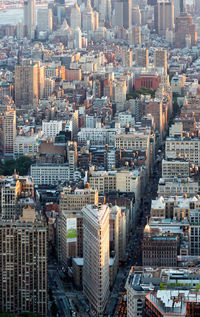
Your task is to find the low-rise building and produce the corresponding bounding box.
[126,267,200,317]
[162,159,190,178]
[165,137,200,166]
[30,163,70,185]
[14,134,40,158]
[158,177,199,198]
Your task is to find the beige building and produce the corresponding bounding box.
[162,159,190,178]
[59,187,98,212]
[169,121,183,138]
[89,170,116,194]
[158,177,199,198]
[0,174,34,219]
[15,61,45,107]
[57,187,98,266]
[3,106,16,156]
[57,211,83,267]
[154,48,167,75]
[115,132,151,178]
[135,48,149,68]
[150,195,200,220]
[0,208,47,316]
[165,137,200,166]
[83,204,110,314]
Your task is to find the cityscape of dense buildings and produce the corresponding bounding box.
[0,0,200,316]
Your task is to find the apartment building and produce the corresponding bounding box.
[115,132,151,178]
[30,163,70,185]
[2,107,16,156]
[14,134,40,158]
[57,187,99,265]
[59,187,98,213]
[157,177,199,198]
[42,120,63,138]
[144,290,200,316]
[78,127,120,146]
[162,159,190,178]
[0,175,35,219]
[165,137,200,166]
[126,267,200,317]
[57,211,83,266]
[15,61,45,107]
[142,226,178,267]
[115,132,150,151]
[190,209,200,256]
[89,170,117,194]
[67,141,78,182]
[0,208,47,316]
[150,195,199,220]
[89,168,142,210]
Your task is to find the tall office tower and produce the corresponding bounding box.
[36,62,45,99]
[128,25,141,46]
[154,1,174,36]
[132,6,141,25]
[15,61,44,107]
[175,13,197,48]
[74,27,82,49]
[67,141,78,182]
[24,0,35,39]
[154,48,167,75]
[135,48,149,67]
[114,0,132,29]
[3,107,16,156]
[0,208,47,316]
[37,8,53,33]
[122,48,133,67]
[99,0,106,25]
[83,204,110,314]
[93,11,99,30]
[171,0,186,18]
[106,0,112,22]
[171,0,180,18]
[70,3,81,29]
[82,0,95,32]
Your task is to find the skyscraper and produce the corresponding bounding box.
[24,0,35,39]
[154,1,174,36]
[175,13,197,48]
[114,0,132,29]
[135,48,149,67]
[3,106,16,156]
[70,3,81,29]
[0,208,47,316]
[75,27,82,49]
[154,48,168,75]
[82,0,95,32]
[15,61,44,107]
[37,8,53,33]
[132,6,141,25]
[83,204,110,314]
